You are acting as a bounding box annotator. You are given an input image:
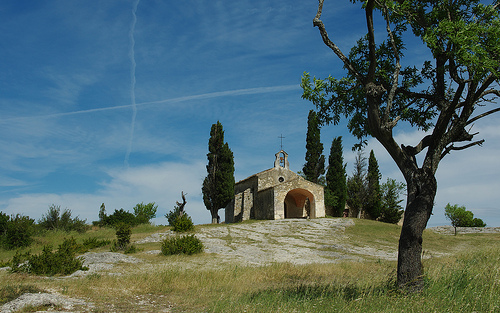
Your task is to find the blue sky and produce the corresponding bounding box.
[1,0,499,227]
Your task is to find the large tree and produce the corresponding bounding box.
[303,110,326,183]
[325,136,347,216]
[202,121,235,224]
[366,150,382,219]
[301,0,500,291]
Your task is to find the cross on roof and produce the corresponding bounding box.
[278,134,285,150]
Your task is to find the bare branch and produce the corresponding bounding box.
[466,107,500,125]
[313,0,364,82]
[401,135,433,156]
[366,0,377,82]
[382,4,402,128]
[176,191,187,216]
[479,88,500,99]
[440,140,485,159]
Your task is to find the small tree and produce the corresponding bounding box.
[380,178,405,224]
[104,209,138,227]
[303,110,326,183]
[346,151,367,217]
[445,203,486,235]
[3,214,35,249]
[98,203,107,227]
[133,202,158,224]
[366,150,382,219]
[202,121,235,224]
[38,204,87,233]
[325,136,347,216]
[166,192,194,232]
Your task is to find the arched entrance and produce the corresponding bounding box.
[284,188,315,218]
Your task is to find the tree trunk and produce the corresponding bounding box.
[397,170,437,291]
[211,209,219,224]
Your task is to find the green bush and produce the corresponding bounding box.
[172,214,195,232]
[133,202,157,225]
[161,234,203,255]
[81,237,111,250]
[2,214,35,249]
[110,223,137,253]
[38,205,88,233]
[166,206,182,226]
[103,209,138,227]
[10,238,87,276]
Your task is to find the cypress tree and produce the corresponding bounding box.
[346,151,367,218]
[366,150,382,219]
[303,110,325,183]
[202,121,235,224]
[380,178,405,224]
[325,136,347,217]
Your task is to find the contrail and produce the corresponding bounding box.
[0,84,300,123]
[124,0,140,168]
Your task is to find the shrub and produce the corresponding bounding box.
[133,202,157,225]
[2,214,35,249]
[38,205,88,233]
[161,235,203,255]
[166,205,182,226]
[110,223,137,253]
[10,238,87,276]
[81,237,111,250]
[172,214,195,232]
[103,209,138,227]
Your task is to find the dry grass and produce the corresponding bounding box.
[1,220,499,312]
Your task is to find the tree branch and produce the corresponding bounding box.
[382,4,402,129]
[466,107,500,125]
[440,140,485,159]
[401,135,433,156]
[313,0,364,82]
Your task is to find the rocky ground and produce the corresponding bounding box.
[1,219,499,312]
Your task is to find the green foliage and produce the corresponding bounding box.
[445,203,486,232]
[161,234,203,256]
[325,136,347,216]
[104,209,138,227]
[172,214,195,233]
[111,222,132,251]
[81,237,111,250]
[133,202,158,224]
[38,204,88,233]
[365,150,382,219]
[346,151,367,216]
[202,121,235,223]
[1,214,35,249]
[166,205,183,227]
[379,178,405,224]
[303,110,325,184]
[471,218,486,227]
[0,212,8,236]
[10,237,87,276]
[97,203,107,227]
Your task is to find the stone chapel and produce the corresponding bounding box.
[225,150,325,223]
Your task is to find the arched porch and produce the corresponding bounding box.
[284,188,316,218]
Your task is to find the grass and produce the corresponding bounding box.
[0,219,499,312]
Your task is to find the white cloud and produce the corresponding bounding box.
[1,161,211,225]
